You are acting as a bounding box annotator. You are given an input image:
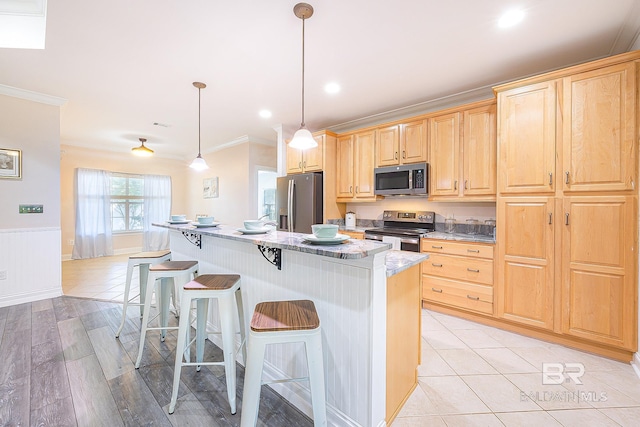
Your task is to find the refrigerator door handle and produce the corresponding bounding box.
[288,179,294,233]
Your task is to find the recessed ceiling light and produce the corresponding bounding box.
[498,9,525,28]
[259,109,272,118]
[324,82,341,94]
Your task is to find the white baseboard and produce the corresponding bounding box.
[632,353,640,379]
[0,287,62,308]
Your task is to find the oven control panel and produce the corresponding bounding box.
[382,210,435,223]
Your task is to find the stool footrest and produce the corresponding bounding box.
[262,377,310,386]
[181,361,225,368]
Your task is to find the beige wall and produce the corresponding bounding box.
[60,145,190,258]
[187,141,277,227]
[0,95,61,228]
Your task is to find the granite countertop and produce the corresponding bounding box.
[155,222,426,276]
[423,231,496,244]
[155,222,391,260]
[385,250,428,277]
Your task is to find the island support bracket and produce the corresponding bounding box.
[257,245,281,270]
[181,231,202,249]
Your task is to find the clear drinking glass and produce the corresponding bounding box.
[445,218,455,233]
[466,218,479,235]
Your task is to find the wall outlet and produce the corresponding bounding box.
[0,271,7,280]
[19,204,43,214]
[67,239,74,246]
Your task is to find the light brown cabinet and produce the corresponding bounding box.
[376,120,428,167]
[336,130,377,202]
[422,239,494,315]
[497,81,557,194]
[494,52,639,357]
[562,63,636,192]
[497,197,555,330]
[341,230,364,240]
[430,100,496,200]
[286,133,325,174]
[561,195,636,350]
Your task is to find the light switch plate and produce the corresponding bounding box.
[19,204,43,214]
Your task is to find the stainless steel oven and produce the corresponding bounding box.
[364,210,435,252]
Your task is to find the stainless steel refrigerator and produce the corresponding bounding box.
[276,172,323,233]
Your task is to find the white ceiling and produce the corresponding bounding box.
[1,0,640,160]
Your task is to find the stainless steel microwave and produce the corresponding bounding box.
[374,162,429,196]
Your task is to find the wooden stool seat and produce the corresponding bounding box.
[251,300,320,332]
[184,274,240,291]
[149,260,198,272]
[129,250,171,259]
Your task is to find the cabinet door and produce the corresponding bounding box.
[402,119,428,164]
[430,112,460,196]
[286,142,304,174]
[377,125,400,167]
[463,103,496,196]
[497,197,555,330]
[498,81,557,194]
[303,135,325,172]
[561,196,636,350]
[336,135,355,199]
[354,130,376,198]
[562,63,636,192]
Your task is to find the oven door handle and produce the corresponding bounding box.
[399,237,419,245]
[365,234,384,241]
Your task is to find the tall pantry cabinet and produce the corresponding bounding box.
[495,52,639,355]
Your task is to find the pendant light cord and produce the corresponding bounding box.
[198,87,202,156]
[300,15,305,128]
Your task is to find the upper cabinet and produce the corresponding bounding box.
[497,81,557,195]
[562,63,636,192]
[496,60,637,195]
[376,120,428,167]
[286,132,334,174]
[336,130,377,202]
[430,100,497,200]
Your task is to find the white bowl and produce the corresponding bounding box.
[244,220,265,230]
[197,216,215,224]
[312,224,338,238]
[171,214,186,221]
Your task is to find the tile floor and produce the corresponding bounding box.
[63,255,640,426]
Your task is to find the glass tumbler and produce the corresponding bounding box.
[445,218,455,233]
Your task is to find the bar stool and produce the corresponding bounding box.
[134,260,199,369]
[116,250,171,338]
[241,299,326,427]
[168,274,246,415]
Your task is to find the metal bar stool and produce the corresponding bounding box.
[116,250,171,338]
[241,299,326,427]
[134,260,199,369]
[168,274,246,415]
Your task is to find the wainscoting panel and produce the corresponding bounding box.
[0,227,62,307]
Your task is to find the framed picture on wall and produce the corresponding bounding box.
[0,148,21,179]
[203,177,219,198]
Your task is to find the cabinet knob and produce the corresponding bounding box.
[565,213,570,225]
[432,245,443,249]
[454,180,458,190]
[464,180,468,189]
[431,288,443,293]
[402,150,406,159]
[548,212,553,224]
[467,249,479,253]
[565,171,570,184]
[467,295,480,301]
[432,263,443,267]
[394,152,398,160]
[467,268,480,273]
[350,185,353,194]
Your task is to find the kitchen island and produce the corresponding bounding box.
[155,223,426,427]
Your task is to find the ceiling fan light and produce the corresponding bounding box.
[289,127,317,149]
[131,138,154,157]
[189,154,209,171]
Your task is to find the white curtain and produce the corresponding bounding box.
[72,168,113,259]
[143,174,171,251]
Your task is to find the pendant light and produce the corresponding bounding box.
[131,137,154,157]
[189,81,209,170]
[288,3,318,150]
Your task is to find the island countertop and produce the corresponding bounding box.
[154,222,427,276]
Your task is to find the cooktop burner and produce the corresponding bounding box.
[364,210,436,237]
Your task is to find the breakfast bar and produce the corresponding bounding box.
[155,222,426,427]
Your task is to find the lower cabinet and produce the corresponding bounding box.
[422,240,494,315]
[341,230,364,240]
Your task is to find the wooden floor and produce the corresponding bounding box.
[0,296,313,426]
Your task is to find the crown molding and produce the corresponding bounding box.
[0,83,66,106]
[202,134,275,154]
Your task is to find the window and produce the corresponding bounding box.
[257,169,277,220]
[110,173,144,232]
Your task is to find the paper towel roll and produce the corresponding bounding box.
[382,236,401,250]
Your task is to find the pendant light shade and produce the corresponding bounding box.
[289,3,318,150]
[131,137,154,157]
[190,81,209,170]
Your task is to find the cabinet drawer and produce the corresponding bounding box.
[342,230,364,239]
[423,276,493,314]
[422,253,493,285]
[422,239,494,259]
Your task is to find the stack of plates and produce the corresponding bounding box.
[302,234,350,245]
